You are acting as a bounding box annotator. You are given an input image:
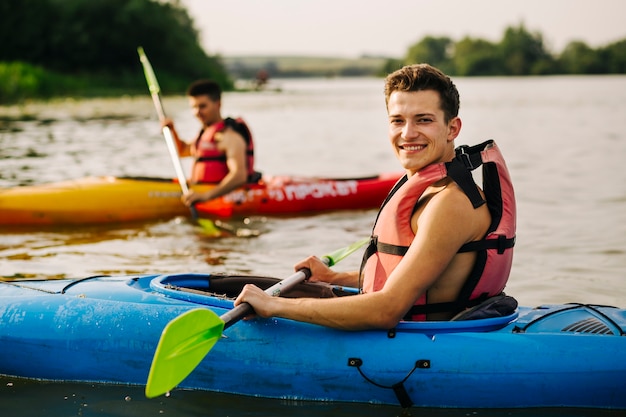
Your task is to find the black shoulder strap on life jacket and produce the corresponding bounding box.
[223,118,262,183]
[445,142,486,208]
[223,117,252,146]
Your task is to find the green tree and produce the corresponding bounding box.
[0,0,232,93]
[452,37,501,76]
[600,39,626,74]
[497,23,556,75]
[0,0,58,65]
[395,24,626,77]
[404,36,454,73]
[558,41,602,74]
[378,58,404,77]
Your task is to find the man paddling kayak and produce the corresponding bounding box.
[235,64,516,329]
[162,79,261,206]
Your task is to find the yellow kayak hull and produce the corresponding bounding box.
[1,173,402,227]
[0,176,213,226]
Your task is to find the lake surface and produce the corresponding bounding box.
[1,76,625,416]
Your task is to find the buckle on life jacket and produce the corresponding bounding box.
[456,145,475,170]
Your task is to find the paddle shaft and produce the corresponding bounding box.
[137,47,198,219]
[216,238,365,328]
[220,268,312,329]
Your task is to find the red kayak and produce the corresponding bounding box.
[196,172,402,218]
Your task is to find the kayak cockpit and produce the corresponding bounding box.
[147,273,519,333]
[148,272,352,307]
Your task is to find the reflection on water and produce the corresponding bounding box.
[1,77,626,416]
[2,375,623,417]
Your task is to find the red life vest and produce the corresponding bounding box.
[191,117,257,184]
[359,140,516,320]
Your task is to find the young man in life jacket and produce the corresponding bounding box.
[162,79,260,206]
[235,64,516,330]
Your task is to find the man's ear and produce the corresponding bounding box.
[447,117,462,142]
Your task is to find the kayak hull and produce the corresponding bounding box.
[0,176,199,226]
[195,173,402,218]
[0,273,624,409]
[0,173,402,226]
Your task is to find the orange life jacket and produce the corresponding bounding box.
[359,140,516,320]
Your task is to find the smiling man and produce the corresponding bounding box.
[235,64,516,330]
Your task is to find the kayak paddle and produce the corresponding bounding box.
[137,46,220,235]
[145,237,369,398]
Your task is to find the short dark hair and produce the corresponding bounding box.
[186,79,222,101]
[384,64,460,122]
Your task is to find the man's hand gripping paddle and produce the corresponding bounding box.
[145,237,369,398]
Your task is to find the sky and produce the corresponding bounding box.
[181,0,626,58]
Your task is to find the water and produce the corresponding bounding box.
[1,76,625,416]
[4,377,622,417]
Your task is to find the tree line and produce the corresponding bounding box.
[382,24,626,76]
[217,24,626,80]
[1,0,624,103]
[0,0,231,102]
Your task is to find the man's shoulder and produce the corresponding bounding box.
[222,117,251,143]
[426,183,487,222]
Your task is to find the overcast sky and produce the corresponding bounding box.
[181,0,625,58]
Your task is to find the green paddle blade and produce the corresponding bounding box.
[137,46,161,96]
[196,218,223,237]
[145,308,225,398]
[322,237,369,266]
[195,218,261,238]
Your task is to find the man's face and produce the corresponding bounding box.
[189,95,220,127]
[387,89,460,175]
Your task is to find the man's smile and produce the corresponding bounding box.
[399,143,427,151]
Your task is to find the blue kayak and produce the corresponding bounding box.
[0,273,624,409]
